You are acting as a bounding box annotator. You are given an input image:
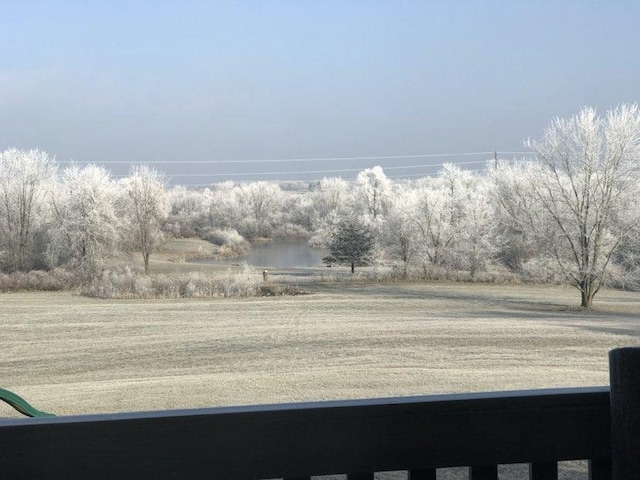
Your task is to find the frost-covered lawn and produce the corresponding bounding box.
[1,282,638,418]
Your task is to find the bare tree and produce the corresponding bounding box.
[120,165,169,274]
[0,148,56,271]
[496,105,640,307]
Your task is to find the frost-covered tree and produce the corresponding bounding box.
[234,181,284,238]
[120,165,169,274]
[323,217,375,273]
[489,160,540,273]
[287,191,313,228]
[47,164,121,274]
[307,177,354,247]
[432,165,499,278]
[407,175,457,275]
[614,231,640,290]
[308,177,352,229]
[379,185,419,277]
[356,166,391,220]
[0,148,56,271]
[203,182,241,231]
[495,105,640,307]
[166,186,207,237]
[453,176,500,279]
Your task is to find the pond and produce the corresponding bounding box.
[201,241,329,269]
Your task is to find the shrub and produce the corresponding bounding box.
[0,268,81,292]
[203,228,250,256]
[220,263,260,297]
[521,257,565,284]
[272,223,310,241]
[81,264,260,299]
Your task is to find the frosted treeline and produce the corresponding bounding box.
[1,105,640,306]
[0,153,166,276]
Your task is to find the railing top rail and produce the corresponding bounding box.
[0,385,610,427]
[0,386,611,479]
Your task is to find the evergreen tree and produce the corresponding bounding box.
[323,219,374,273]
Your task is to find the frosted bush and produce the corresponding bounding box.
[521,257,565,284]
[0,268,80,292]
[222,263,260,297]
[204,228,243,246]
[272,223,310,240]
[81,265,260,299]
[133,274,153,297]
[203,228,249,255]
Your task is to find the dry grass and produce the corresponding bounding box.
[2,281,638,420]
[127,237,242,275]
[154,237,221,262]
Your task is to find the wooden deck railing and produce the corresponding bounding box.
[0,347,638,479]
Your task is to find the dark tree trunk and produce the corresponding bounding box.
[581,289,593,309]
[351,262,355,274]
[579,277,596,309]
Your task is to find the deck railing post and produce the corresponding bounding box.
[609,347,640,480]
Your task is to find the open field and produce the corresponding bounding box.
[2,280,639,419]
[2,280,637,479]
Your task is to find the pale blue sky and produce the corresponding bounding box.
[1,1,639,184]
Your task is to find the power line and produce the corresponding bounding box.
[143,159,491,178]
[58,151,534,165]
[165,157,534,184]
[96,151,533,184]
[175,157,533,185]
